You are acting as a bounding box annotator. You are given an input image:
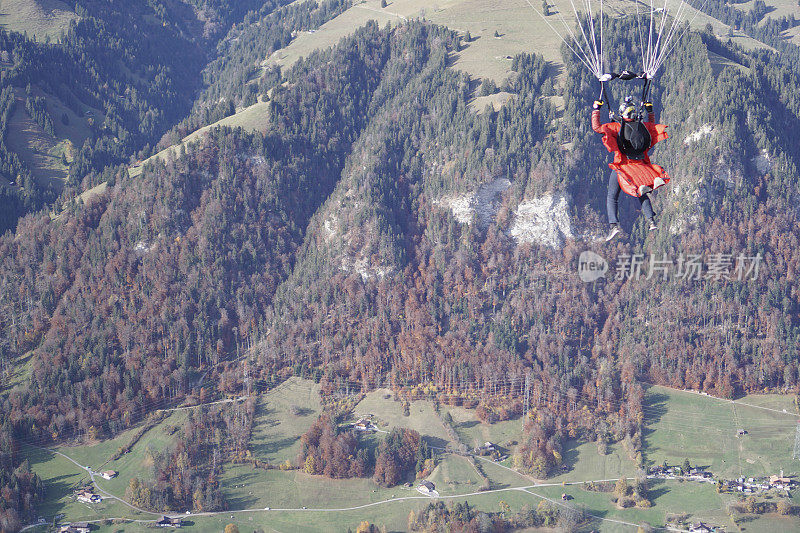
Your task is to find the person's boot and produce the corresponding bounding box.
[605,223,622,241]
[648,218,658,232]
[638,184,653,196]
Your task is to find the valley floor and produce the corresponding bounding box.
[20,382,800,532]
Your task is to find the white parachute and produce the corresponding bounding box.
[523,0,708,81]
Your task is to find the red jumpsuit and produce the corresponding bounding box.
[591,110,670,197]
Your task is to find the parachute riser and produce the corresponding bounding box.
[641,78,652,105]
[597,73,653,121]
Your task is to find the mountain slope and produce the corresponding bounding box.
[1,0,800,497]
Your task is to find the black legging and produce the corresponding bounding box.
[607,170,654,224]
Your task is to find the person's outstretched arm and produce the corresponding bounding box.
[592,100,604,133]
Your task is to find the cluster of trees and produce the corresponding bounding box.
[515,410,564,477]
[728,495,795,517]
[407,500,586,532]
[0,430,43,532]
[194,0,351,113]
[373,428,423,486]
[611,476,651,509]
[300,415,370,478]
[475,399,522,423]
[299,416,425,486]
[125,406,239,512]
[181,0,274,41]
[24,91,54,136]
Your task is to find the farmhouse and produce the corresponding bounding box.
[354,418,373,431]
[418,480,436,495]
[156,516,183,528]
[100,470,117,480]
[474,441,497,455]
[769,474,793,485]
[59,522,90,533]
[688,523,712,533]
[75,489,101,503]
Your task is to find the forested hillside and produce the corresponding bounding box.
[0,0,307,234]
[2,1,800,527]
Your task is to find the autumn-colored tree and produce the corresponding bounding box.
[373,428,421,486]
[777,499,793,515]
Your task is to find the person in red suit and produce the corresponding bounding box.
[592,97,669,241]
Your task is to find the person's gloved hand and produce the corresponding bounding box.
[643,101,654,112]
[593,100,604,110]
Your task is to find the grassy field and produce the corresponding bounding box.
[0,351,34,392]
[470,91,514,113]
[548,440,637,483]
[739,392,799,413]
[6,95,68,189]
[446,404,522,449]
[734,0,800,25]
[93,410,190,496]
[22,445,157,526]
[222,465,414,511]
[249,377,323,464]
[708,49,751,77]
[354,388,454,445]
[0,0,78,42]
[128,100,270,178]
[4,86,94,192]
[426,454,485,493]
[82,488,548,533]
[532,478,735,531]
[267,0,565,82]
[22,409,193,525]
[643,386,798,479]
[445,403,636,483]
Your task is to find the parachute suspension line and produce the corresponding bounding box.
[652,0,691,73]
[649,0,712,75]
[599,0,605,74]
[564,0,605,76]
[582,0,602,75]
[646,0,673,76]
[553,0,602,76]
[522,0,602,77]
[595,0,605,75]
[635,0,648,71]
[647,0,656,75]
